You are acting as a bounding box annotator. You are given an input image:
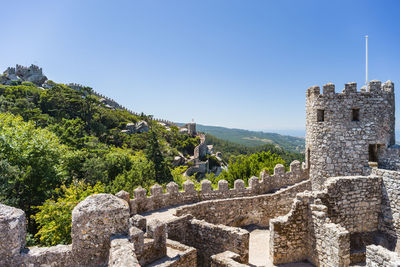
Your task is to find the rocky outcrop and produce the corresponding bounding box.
[122,120,149,134]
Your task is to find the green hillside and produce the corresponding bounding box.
[196,124,305,153]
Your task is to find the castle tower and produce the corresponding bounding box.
[305,80,395,190]
[186,122,197,136]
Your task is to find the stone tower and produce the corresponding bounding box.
[305,80,395,190]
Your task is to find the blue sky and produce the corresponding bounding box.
[1,0,400,133]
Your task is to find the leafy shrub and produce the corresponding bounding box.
[33,181,106,246]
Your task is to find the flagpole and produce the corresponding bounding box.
[365,35,368,88]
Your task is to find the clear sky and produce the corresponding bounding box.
[1,0,400,132]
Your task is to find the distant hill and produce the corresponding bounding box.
[195,124,305,153]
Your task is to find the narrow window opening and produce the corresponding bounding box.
[352,108,360,121]
[307,148,311,169]
[317,109,325,122]
[369,144,379,162]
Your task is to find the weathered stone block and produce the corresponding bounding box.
[234,179,245,191]
[150,184,163,197]
[115,190,130,203]
[201,179,212,193]
[134,187,147,199]
[166,181,179,195]
[218,180,229,192]
[130,214,147,232]
[0,204,26,266]
[109,236,139,267]
[71,194,130,266]
[183,180,196,194]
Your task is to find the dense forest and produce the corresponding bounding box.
[0,81,304,246]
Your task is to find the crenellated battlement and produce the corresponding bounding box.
[129,160,308,214]
[90,90,176,125]
[306,80,394,99]
[4,67,16,75]
[305,79,396,190]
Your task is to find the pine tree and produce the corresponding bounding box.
[145,130,172,183]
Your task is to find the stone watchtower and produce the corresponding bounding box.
[305,80,395,190]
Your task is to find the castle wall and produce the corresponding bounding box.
[270,175,382,266]
[377,146,400,171]
[306,80,395,190]
[372,168,400,250]
[174,179,311,227]
[186,219,249,266]
[366,245,400,266]
[321,176,381,233]
[269,192,311,264]
[0,194,132,267]
[306,204,351,267]
[108,236,139,267]
[161,214,249,267]
[132,160,308,215]
[163,239,198,267]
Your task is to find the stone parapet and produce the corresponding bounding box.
[108,236,139,267]
[366,245,400,267]
[174,179,311,227]
[0,204,26,266]
[131,160,308,214]
[71,194,130,266]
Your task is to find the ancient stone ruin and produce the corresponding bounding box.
[2,80,400,266]
[1,64,47,85]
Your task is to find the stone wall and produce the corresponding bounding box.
[321,176,381,233]
[175,179,311,227]
[91,90,175,126]
[0,204,26,266]
[210,251,248,267]
[306,80,395,190]
[162,239,197,267]
[307,203,351,267]
[133,160,308,215]
[72,194,130,266]
[161,215,249,266]
[366,244,400,267]
[0,194,129,267]
[186,219,249,266]
[108,236,139,267]
[269,192,311,264]
[377,146,400,171]
[194,134,207,159]
[270,175,382,266]
[372,168,400,250]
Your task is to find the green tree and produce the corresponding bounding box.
[145,130,172,184]
[218,151,285,187]
[33,181,106,246]
[0,113,68,232]
[110,151,156,193]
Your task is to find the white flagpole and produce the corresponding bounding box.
[365,35,368,87]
